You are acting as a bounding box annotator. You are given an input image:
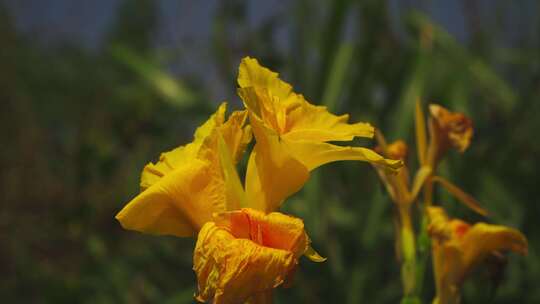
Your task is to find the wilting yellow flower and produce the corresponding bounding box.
[427,207,527,304]
[194,208,314,304]
[116,102,252,237]
[237,57,402,211]
[429,104,473,160]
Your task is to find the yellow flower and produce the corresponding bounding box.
[427,207,527,304]
[194,208,313,304]
[237,57,402,211]
[115,102,252,237]
[116,100,323,303]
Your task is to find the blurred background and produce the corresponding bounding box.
[1,0,539,303]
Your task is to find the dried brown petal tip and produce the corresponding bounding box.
[429,104,474,153]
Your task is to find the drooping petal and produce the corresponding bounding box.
[460,223,528,273]
[116,159,216,236]
[427,206,528,304]
[283,96,374,142]
[193,222,296,304]
[282,139,403,171]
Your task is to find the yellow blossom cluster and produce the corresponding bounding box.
[115,57,401,304]
[115,57,527,304]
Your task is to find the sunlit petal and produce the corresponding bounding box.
[117,103,252,237]
[283,139,403,171]
[284,96,374,142]
[117,159,215,236]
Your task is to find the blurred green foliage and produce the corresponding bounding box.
[1,1,539,303]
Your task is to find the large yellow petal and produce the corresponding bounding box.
[283,96,374,142]
[282,139,403,171]
[139,139,200,191]
[193,222,296,304]
[244,112,309,212]
[116,159,216,237]
[117,103,252,237]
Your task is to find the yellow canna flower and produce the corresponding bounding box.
[116,99,324,303]
[194,208,314,304]
[116,102,252,237]
[237,57,402,211]
[427,206,527,304]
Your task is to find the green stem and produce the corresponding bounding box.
[398,205,417,301]
[415,214,431,297]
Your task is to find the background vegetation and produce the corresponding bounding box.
[1,1,538,303]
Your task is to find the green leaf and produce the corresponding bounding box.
[112,45,197,108]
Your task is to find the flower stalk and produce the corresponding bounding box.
[399,204,417,297]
